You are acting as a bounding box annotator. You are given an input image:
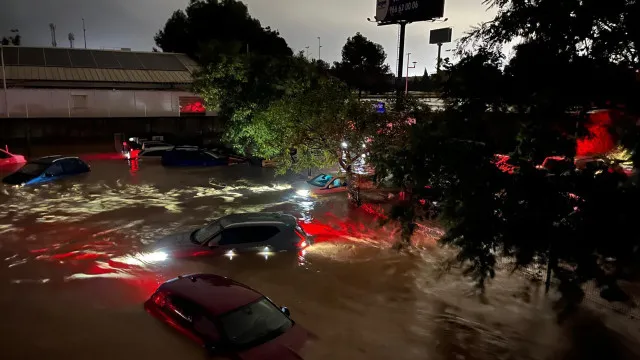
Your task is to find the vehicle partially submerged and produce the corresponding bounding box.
[2,156,90,186]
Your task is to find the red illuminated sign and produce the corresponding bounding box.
[179,97,206,115]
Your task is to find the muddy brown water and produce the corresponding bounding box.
[0,159,638,360]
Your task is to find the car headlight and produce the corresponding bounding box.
[140,251,168,263]
[296,189,310,197]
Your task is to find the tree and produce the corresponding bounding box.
[246,77,380,203]
[194,53,317,150]
[154,0,292,63]
[332,33,392,97]
[370,0,640,310]
[1,29,21,46]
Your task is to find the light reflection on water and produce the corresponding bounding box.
[0,160,638,360]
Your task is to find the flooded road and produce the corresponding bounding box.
[0,158,638,360]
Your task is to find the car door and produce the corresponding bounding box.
[60,159,88,175]
[42,162,64,182]
[160,295,207,345]
[209,226,281,253]
[321,177,347,194]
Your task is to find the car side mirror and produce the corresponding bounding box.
[281,306,290,317]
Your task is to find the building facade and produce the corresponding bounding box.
[0,46,220,146]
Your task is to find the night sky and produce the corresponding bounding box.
[1,0,496,75]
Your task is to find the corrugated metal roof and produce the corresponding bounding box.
[4,66,193,84]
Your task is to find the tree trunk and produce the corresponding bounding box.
[545,247,556,293]
[346,168,361,207]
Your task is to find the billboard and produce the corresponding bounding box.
[375,0,445,25]
[429,27,453,44]
[179,96,206,115]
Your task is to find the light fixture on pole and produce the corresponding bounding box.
[405,53,417,95]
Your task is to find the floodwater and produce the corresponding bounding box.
[0,158,638,360]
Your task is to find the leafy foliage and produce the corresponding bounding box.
[1,29,20,46]
[154,0,292,62]
[370,0,640,307]
[332,33,393,96]
[193,54,324,153]
[247,78,379,174]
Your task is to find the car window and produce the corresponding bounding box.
[194,221,222,244]
[330,178,344,188]
[60,159,87,174]
[0,150,10,159]
[168,296,198,322]
[19,163,49,176]
[218,226,280,246]
[309,174,333,187]
[219,298,292,347]
[193,314,221,343]
[46,162,64,176]
[141,149,166,157]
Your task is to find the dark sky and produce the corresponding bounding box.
[1,0,496,75]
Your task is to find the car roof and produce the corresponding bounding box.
[31,155,81,164]
[219,212,297,228]
[160,274,263,316]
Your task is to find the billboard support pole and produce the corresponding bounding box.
[396,22,407,108]
[436,43,443,74]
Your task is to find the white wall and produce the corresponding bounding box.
[0,88,216,118]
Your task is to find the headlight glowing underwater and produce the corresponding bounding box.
[140,251,168,263]
[296,189,310,197]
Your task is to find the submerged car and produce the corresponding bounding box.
[161,147,228,167]
[2,156,90,186]
[129,145,175,160]
[149,212,312,260]
[0,148,27,167]
[145,274,310,359]
[296,173,373,197]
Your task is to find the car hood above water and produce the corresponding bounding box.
[151,230,206,258]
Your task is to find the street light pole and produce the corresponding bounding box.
[436,43,443,73]
[317,37,322,61]
[405,53,416,95]
[1,46,8,118]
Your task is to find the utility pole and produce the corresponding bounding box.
[396,21,407,106]
[305,46,310,59]
[317,37,322,61]
[1,46,8,118]
[82,18,87,48]
[405,53,416,95]
[436,43,443,73]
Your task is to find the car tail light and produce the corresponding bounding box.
[152,291,166,307]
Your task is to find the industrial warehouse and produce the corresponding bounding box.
[0,45,219,150]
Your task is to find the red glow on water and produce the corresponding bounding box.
[29,248,49,254]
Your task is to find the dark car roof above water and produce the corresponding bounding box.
[220,212,297,227]
[160,274,263,316]
[31,155,82,164]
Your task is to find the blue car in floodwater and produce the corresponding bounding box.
[2,155,91,186]
[161,147,229,167]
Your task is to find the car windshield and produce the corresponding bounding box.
[192,221,222,244]
[308,174,333,187]
[18,163,49,176]
[204,151,224,159]
[219,298,293,347]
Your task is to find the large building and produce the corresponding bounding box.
[0,46,220,145]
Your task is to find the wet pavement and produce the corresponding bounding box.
[0,158,639,360]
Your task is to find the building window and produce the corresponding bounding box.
[71,94,88,109]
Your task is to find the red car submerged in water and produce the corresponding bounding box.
[145,274,310,359]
